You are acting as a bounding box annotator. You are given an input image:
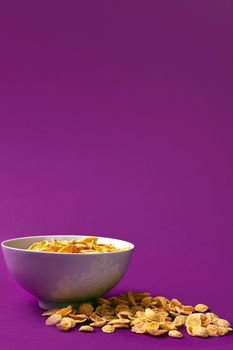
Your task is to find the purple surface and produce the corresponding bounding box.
[0,0,233,349]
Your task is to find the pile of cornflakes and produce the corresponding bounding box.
[28,237,125,253]
[42,291,232,338]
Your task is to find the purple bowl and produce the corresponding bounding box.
[1,235,134,309]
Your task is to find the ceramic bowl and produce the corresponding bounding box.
[1,235,134,309]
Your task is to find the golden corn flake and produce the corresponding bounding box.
[146,321,159,332]
[117,310,133,319]
[134,292,151,302]
[112,323,130,329]
[181,305,195,315]
[135,311,147,322]
[56,317,76,331]
[115,304,130,314]
[42,309,59,316]
[55,305,72,317]
[78,303,94,316]
[89,312,104,322]
[145,308,158,321]
[102,315,115,322]
[45,313,62,326]
[131,322,148,334]
[95,305,115,317]
[174,315,186,327]
[79,325,94,332]
[161,321,177,331]
[68,314,88,323]
[168,330,183,338]
[148,328,168,337]
[140,297,153,308]
[28,237,127,254]
[186,313,202,328]
[191,325,209,337]
[90,320,107,328]
[194,304,209,313]
[130,305,145,314]
[127,291,137,306]
[170,298,182,305]
[108,318,130,325]
[102,325,115,333]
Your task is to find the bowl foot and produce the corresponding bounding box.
[38,299,96,310]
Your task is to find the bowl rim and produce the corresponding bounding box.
[1,234,135,255]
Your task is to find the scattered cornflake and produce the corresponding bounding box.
[112,323,130,329]
[79,325,94,332]
[55,305,72,317]
[89,312,103,322]
[131,322,148,334]
[45,313,62,326]
[147,328,168,337]
[141,297,153,308]
[181,305,195,315]
[78,303,94,316]
[174,315,186,327]
[95,305,114,317]
[90,320,107,328]
[42,291,232,339]
[117,310,133,319]
[42,309,59,316]
[108,318,130,325]
[56,317,76,331]
[146,321,160,336]
[191,325,209,338]
[68,314,88,323]
[127,291,137,306]
[161,321,177,331]
[194,304,209,313]
[102,325,115,333]
[168,330,183,338]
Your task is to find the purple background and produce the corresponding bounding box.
[0,1,233,349]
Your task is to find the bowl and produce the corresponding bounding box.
[1,235,134,309]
